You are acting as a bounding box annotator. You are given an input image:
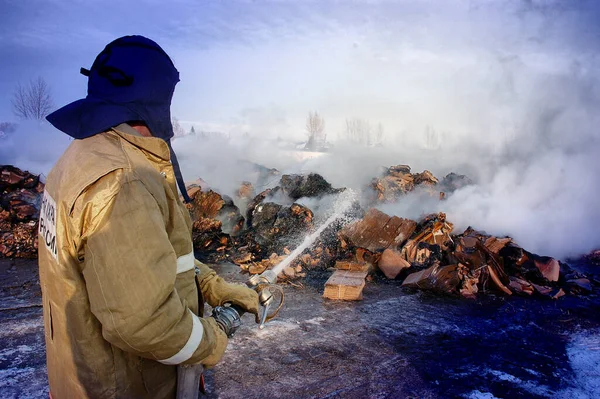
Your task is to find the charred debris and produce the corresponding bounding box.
[1,165,44,258]
[1,163,595,301]
[183,163,594,301]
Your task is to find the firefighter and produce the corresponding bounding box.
[38,35,259,398]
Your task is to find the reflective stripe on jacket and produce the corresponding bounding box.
[38,124,215,398]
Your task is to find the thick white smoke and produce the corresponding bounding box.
[295,65,600,259]
[172,1,600,260]
[0,121,72,179]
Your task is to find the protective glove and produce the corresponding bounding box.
[191,317,228,368]
[195,260,261,323]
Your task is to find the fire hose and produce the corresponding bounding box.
[176,269,284,399]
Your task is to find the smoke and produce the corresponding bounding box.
[173,1,600,259]
[172,134,297,195]
[295,62,600,259]
[0,121,72,179]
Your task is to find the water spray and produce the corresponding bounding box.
[221,189,358,333]
[271,189,358,276]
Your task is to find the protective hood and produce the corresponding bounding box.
[47,35,179,141]
[46,35,191,202]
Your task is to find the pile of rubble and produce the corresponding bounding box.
[0,166,44,258]
[187,173,343,273]
[1,161,595,302]
[369,164,472,202]
[185,164,594,301]
[333,209,591,300]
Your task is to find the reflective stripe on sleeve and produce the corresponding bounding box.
[176,251,195,274]
[158,309,204,365]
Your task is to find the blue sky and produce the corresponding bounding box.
[1,0,599,139]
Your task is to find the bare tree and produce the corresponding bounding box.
[424,125,439,149]
[344,118,372,145]
[172,117,185,138]
[12,77,54,120]
[375,123,385,146]
[305,111,325,151]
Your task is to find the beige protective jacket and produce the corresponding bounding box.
[38,124,223,399]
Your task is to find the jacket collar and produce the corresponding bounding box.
[111,123,171,161]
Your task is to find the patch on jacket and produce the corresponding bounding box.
[39,189,58,260]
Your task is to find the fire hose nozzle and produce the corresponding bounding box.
[245,269,283,329]
[247,269,277,287]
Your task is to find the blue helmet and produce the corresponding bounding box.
[47,35,191,201]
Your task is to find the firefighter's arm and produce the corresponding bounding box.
[195,259,260,322]
[79,173,226,366]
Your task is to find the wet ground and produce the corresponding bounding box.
[1,259,599,399]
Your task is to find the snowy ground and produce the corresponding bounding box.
[1,259,599,398]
